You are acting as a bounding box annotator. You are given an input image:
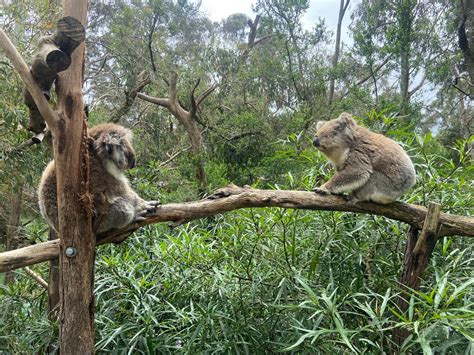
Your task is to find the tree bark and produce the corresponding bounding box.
[393,202,441,348]
[1,186,473,272]
[48,229,60,320]
[54,1,94,353]
[458,0,474,91]
[328,0,350,106]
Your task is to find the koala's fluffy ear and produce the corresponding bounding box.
[339,112,357,127]
[316,121,326,130]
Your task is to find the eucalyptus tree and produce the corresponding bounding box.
[351,0,450,122]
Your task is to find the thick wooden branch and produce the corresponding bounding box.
[1,186,473,272]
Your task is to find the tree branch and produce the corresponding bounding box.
[1,185,472,272]
[408,71,427,98]
[111,70,152,122]
[137,92,170,108]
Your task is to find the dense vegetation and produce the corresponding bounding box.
[1,0,473,353]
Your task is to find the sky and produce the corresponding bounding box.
[198,0,359,39]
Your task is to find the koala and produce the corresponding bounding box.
[312,112,416,204]
[38,123,159,233]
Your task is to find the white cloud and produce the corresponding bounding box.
[198,0,255,22]
[196,0,358,44]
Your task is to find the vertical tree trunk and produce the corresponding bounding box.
[458,0,474,96]
[55,1,95,353]
[48,228,59,319]
[393,202,441,348]
[4,190,22,284]
[183,115,207,195]
[398,0,414,115]
[328,0,350,106]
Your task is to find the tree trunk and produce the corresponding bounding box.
[398,0,414,116]
[458,0,474,90]
[4,190,22,283]
[328,0,349,106]
[48,228,60,319]
[55,1,95,353]
[393,202,441,348]
[184,112,207,195]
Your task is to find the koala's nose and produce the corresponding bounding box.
[313,136,320,147]
[127,154,136,169]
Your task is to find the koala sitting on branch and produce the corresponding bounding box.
[38,123,159,233]
[312,112,416,204]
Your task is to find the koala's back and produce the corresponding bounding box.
[351,126,416,203]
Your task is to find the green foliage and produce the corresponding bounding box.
[0,0,473,353]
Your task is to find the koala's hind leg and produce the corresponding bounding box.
[97,197,137,232]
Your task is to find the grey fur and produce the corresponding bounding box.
[313,113,416,204]
[38,123,159,233]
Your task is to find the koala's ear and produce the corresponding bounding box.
[339,113,357,127]
[316,121,326,130]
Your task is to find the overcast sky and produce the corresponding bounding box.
[198,0,359,37]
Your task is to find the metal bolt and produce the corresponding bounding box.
[65,247,77,257]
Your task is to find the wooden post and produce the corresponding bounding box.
[53,1,94,353]
[393,202,441,347]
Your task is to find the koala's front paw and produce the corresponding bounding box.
[135,200,161,221]
[312,186,331,195]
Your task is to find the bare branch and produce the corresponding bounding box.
[196,82,218,107]
[111,70,152,122]
[408,72,427,98]
[24,266,48,289]
[137,92,170,108]
[190,78,201,116]
[1,185,472,272]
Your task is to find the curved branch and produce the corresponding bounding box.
[0,185,472,272]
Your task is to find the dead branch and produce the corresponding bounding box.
[23,266,48,289]
[111,70,152,123]
[1,185,473,273]
[137,70,215,192]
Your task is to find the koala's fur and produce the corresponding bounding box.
[38,123,159,233]
[312,112,416,204]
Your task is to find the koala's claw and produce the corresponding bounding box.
[312,187,331,195]
[136,200,161,219]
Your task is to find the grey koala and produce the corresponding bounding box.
[312,112,416,204]
[38,123,159,233]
